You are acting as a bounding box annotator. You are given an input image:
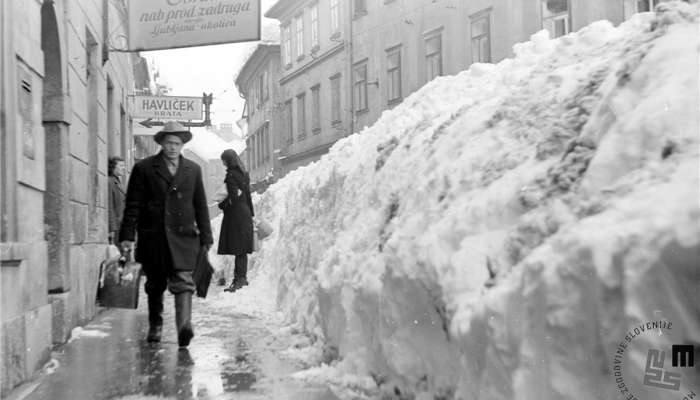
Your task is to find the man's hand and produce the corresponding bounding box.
[120,240,135,255]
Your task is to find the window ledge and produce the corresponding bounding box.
[355,108,369,116]
[388,97,403,106]
[312,128,321,135]
[331,120,342,126]
[353,11,367,20]
[0,242,31,262]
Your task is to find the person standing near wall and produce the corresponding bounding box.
[217,149,255,293]
[119,121,213,347]
[108,156,126,244]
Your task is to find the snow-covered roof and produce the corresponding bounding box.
[184,127,245,161]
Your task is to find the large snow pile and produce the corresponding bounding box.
[220,2,700,399]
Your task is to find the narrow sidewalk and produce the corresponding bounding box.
[7,284,338,400]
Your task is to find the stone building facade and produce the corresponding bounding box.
[348,0,631,132]
[259,0,662,185]
[265,0,354,180]
[0,0,141,394]
[235,44,283,191]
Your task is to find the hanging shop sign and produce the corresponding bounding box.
[132,95,203,120]
[126,0,261,51]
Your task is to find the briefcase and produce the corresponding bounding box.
[193,247,214,298]
[97,253,142,309]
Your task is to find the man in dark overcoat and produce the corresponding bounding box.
[119,121,213,347]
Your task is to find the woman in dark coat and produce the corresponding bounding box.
[218,149,255,292]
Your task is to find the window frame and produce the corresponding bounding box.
[330,0,340,33]
[282,23,292,67]
[470,9,492,64]
[285,99,294,144]
[330,73,342,125]
[245,136,254,171]
[311,84,321,134]
[424,30,443,82]
[310,2,319,51]
[295,13,304,61]
[257,129,263,168]
[296,92,307,140]
[636,0,658,12]
[262,69,269,102]
[386,45,402,104]
[353,61,368,114]
[354,0,367,18]
[248,85,256,115]
[541,0,570,38]
[262,122,270,162]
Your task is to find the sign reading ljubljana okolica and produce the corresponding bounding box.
[127,0,260,51]
[132,96,203,120]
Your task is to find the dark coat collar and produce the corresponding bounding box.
[110,175,125,193]
[152,152,191,188]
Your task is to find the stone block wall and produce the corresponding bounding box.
[1,0,138,395]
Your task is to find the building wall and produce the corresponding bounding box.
[0,0,137,394]
[241,47,283,186]
[182,149,226,218]
[265,0,353,182]
[349,0,629,133]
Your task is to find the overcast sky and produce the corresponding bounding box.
[141,0,279,133]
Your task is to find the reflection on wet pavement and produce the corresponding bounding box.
[20,285,339,400]
[220,339,257,392]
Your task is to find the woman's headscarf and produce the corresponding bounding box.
[221,149,246,173]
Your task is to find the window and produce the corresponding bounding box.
[256,131,262,167]
[330,73,341,124]
[310,3,319,50]
[636,0,659,12]
[297,92,306,139]
[246,137,252,169]
[425,33,442,81]
[470,11,491,63]
[249,86,256,115]
[541,0,569,38]
[254,129,259,167]
[330,0,340,33]
[353,62,368,113]
[260,69,270,103]
[258,123,268,163]
[386,47,402,103]
[282,24,292,66]
[354,0,367,17]
[264,123,270,161]
[285,99,293,143]
[311,85,321,133]
[295,14,304,59]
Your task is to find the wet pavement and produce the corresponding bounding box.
[17,284,340,400]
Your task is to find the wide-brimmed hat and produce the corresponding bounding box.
[153,121,192,144]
